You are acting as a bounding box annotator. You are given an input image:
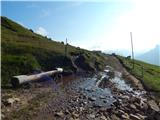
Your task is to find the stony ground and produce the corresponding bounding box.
[1,56,160,120]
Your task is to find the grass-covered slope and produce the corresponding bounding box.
[117,55,160,92]
[1,16,106,86]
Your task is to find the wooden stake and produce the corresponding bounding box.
[130,32,134,69]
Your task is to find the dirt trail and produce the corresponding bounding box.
[1,56,160,120]
[105,56,144,89]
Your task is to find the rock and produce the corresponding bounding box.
[1,113,5,119]
[89,114,95,118]
[111,114,120,120]
[99,107,107,112]
[130,114,141,120]
[72,112,79,118]
[14,98,20,102]
[79,107,84,112]
[148,100,160,112]
[74,119,80,120]
[134,102,140,109]
[100,115,107,120]
[121,113,130,119]
[106,116,112,120]
[4,97,20,106]
[130,104,137,110]
[65,109,70,114]
[140,101,148,110]
[136,113,147,120]
[88,97,96,101]
[100,95,106,99]
[118,109,125,114]
[54,111,64,117]
[120,95,129,100]
[4,98,15,106]
[69,117,80,120]
[91,88,96,92]
[69,117,74,120]
[83,101,87,105]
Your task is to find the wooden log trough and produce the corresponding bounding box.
[11,68,63,87]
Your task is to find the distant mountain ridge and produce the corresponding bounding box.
[136,45,160,66]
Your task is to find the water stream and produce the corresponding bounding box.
[39,66,146,109]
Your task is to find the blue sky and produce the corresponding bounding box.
[1,1,160,53]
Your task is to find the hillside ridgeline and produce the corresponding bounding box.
[1,16,106,86]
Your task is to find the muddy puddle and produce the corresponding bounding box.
[46,66,145,109]
[32,66,148,120]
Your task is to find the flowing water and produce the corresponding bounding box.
[34,66,146,119]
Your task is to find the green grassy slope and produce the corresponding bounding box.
[117,55,160,92]
[1,16,106,86]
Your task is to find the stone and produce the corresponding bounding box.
[148,100,160,112]
[100,95,106,99]
[54,111,64,117]
[121,113,130,119]
[5,98,15,106]
[14,98,20,102]
[84,101,88,104]
[91,88,96,92]
[1,113,5,119]
[134,102,140,108]
[99,107,107,112]
[111,114,120,120]
[65,109,70,114]
[72,112,79,118]
[88,97,96,101]
[106,116,111,120]
[69,117,74,120]
[130,104,137,110]
[140,101,148,110]
[130,114,141,120]
[100,115,107,120]
[136,113,147,119]
[118,109,125,114]
[89,114,95,118]
[79,107,84,112]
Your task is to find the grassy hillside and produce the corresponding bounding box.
[1,16,106,86]
[117,55,160,92]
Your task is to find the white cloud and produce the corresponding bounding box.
[35,27,47,36]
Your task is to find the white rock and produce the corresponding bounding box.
[100,115,107,120]
[148,100,160,112]
[55,111,64,117]
[130,114,141,120]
